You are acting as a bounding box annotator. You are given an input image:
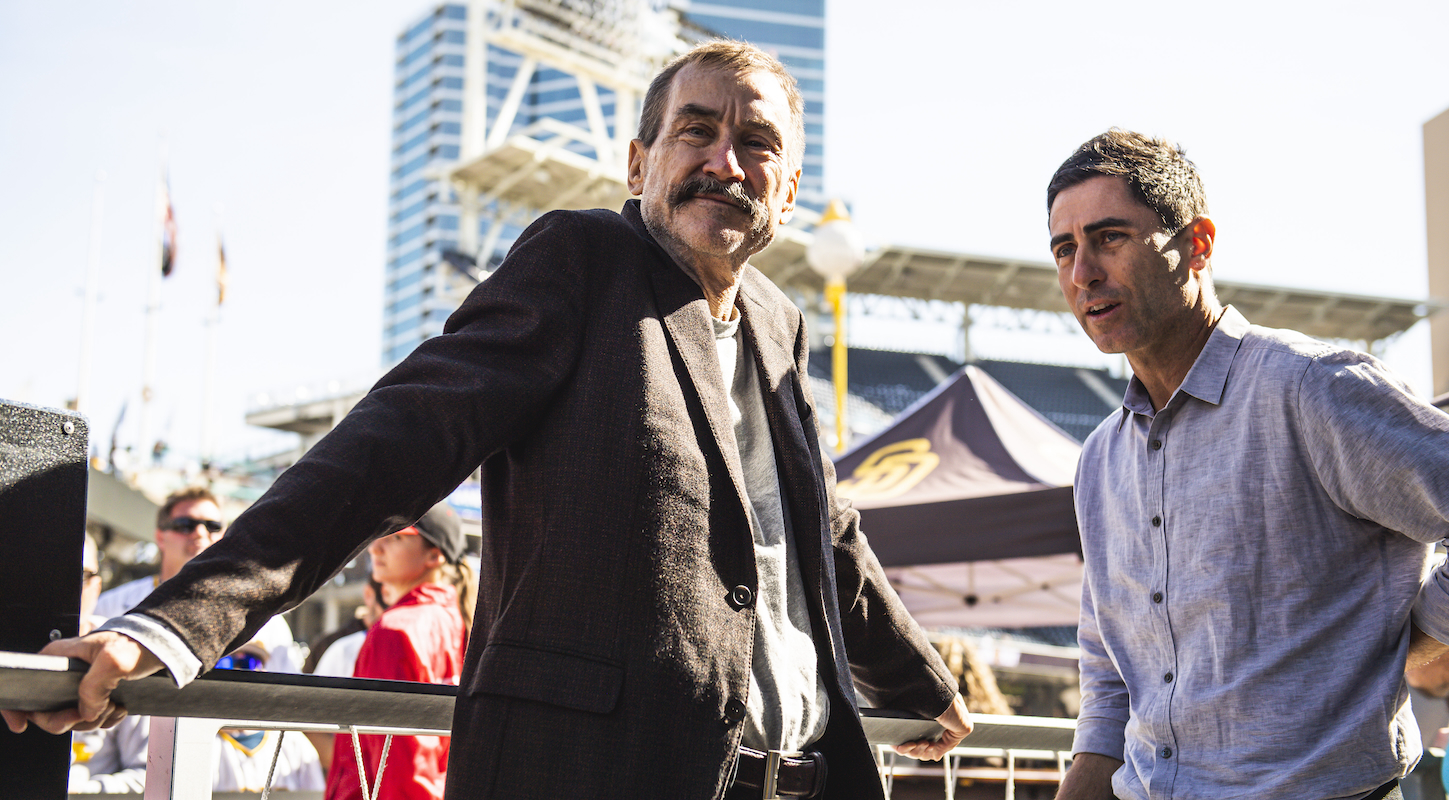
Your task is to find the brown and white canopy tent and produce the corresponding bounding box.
[835,365,1087,628]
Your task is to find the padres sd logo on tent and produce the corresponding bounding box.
[835,438,940,502]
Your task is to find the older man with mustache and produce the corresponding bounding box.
[6,40,970,800]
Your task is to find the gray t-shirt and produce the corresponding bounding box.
[713,313,829,752]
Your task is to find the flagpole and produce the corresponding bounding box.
[201,305,217,468]
[139,143,167,467]
[76,170,106,418]
[202,206,223,469]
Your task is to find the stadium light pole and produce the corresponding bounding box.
[806,199,865,453]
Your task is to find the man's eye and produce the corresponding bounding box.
[1054,244,1075,261]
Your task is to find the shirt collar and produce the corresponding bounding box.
[1178,305,1248,406]
[1116,305,1248,428]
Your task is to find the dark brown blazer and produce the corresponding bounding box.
[135,201,957,799]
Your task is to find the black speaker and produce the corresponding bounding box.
[0,400,89,799]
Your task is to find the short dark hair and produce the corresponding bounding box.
[157,486,220,528]
[1047,129,1208,232]
[636,39,806,169]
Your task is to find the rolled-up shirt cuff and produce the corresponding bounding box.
[95,614,204,687]
[1413,568,1449,646]
[1070,715,1127,761]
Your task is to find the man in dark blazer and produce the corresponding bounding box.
[6,40,970,799]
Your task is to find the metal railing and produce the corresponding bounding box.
[2,651,1076,799]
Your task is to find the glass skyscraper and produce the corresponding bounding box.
[382,1,826,365]
[384,5,469,365]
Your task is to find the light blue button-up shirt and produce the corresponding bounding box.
[1073,306,1449,800]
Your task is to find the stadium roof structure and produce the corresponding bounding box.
[449,122,1429,345]
[450,126,1430,345]
[443,2,1433,347]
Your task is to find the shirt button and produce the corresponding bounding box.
[1150,439,1162,451]
[730,585,754,609]
[1164,672,1174,683]
[724,698,746,723]
[1152,592,1163,604]
[1152,516,1162,527]
[1161,747,1173,759]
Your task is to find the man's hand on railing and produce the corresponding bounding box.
[892,692,973,762]
[1,631,162,735]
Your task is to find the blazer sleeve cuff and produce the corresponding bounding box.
[96,613,204,687]
[923,677,962,720]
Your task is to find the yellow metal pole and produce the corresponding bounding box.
[827,277,848,452]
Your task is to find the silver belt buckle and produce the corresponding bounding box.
[762,749,803,800]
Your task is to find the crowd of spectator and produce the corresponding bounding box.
[69,487,472,797]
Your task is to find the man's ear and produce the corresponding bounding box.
[626,139,647,196]
[778,166,801,225]
[1188,216,1216,269]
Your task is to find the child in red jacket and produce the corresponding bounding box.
[326,502,474,800]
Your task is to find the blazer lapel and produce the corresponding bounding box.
[647,261,752,520]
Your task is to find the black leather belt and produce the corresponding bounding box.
[731,746,826,799]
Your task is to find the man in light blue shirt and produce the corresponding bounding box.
[1047,129,1449,800]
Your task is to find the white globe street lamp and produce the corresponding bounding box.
[806,199,865,452]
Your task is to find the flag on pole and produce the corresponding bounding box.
[160,178,177,277]
[216,236,228,306]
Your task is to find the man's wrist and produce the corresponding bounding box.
[1056,752,1122,800]
[94,614,202,686]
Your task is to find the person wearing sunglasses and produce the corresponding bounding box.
[92,486,227,621]
[92,486,302,672]
[78,532,104,635]
[212,643,325,793]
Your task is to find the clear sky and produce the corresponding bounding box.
[3,1,1447,467]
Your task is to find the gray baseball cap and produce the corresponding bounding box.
[411,501,465,564]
